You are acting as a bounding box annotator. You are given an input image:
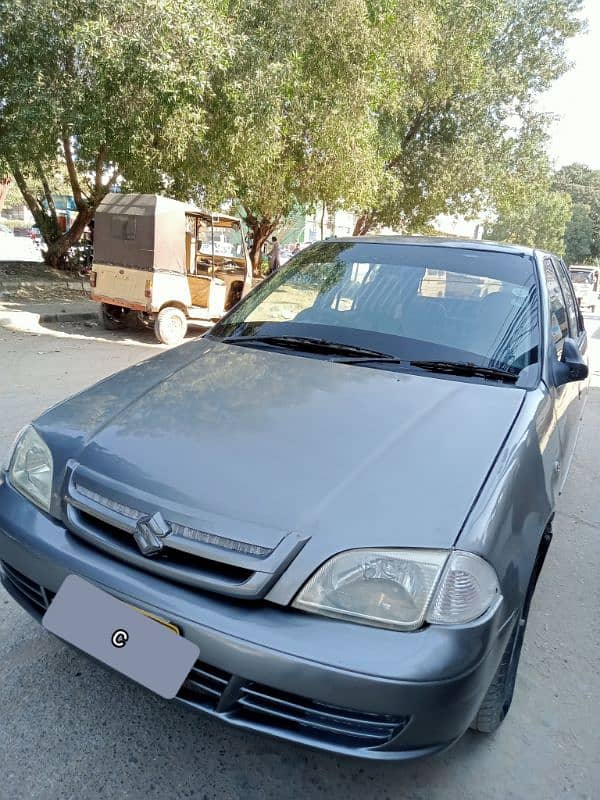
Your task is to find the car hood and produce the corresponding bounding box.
[37,339,525,552]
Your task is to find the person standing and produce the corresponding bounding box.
[268,236,281,274]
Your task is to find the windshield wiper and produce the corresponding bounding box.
[222,335,400,360]
[409,360,519,383]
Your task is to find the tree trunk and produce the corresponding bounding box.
[320,203,327,240]
[10,153,113,270]
[0,176,11,214]
[245,212,277,278]
[43,207,93,268]
[352,211,375,237]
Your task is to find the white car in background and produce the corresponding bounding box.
[569,265,599,313]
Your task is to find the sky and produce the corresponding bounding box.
[539,0,600,170]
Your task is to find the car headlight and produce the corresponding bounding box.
[292,548,500,631]
[7,426,53,512]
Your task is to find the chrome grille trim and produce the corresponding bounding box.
[74,484,272,557]
[75,485,142,520]
[170,522,271,558]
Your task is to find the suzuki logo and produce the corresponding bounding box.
[134,512,171,556]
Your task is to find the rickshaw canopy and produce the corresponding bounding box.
[94,193,242,273]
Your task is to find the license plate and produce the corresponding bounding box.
[42,575,199,699]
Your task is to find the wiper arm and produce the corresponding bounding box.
[222,335,399,360]
[410,360,519,383]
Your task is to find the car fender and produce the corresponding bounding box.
[456,386,559,623]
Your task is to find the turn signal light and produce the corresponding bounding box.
[89,271,97,287]
[145,280,151,298]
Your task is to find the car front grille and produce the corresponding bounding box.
[0,561,55,614]
[74,485,271,557]
[63,463,308,600]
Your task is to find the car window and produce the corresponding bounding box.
[214,242,541,374]
[543,258,569,358]
[554,258,582,337]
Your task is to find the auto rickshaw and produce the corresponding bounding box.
[90,194,252,344]
[569,265,600,314]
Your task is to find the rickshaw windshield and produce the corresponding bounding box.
[195,220,244,259]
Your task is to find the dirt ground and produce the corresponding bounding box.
[0,260,90,305]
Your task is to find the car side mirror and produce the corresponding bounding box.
[554,337,588,386]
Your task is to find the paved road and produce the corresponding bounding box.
[1,314,599,800]
[0,235,43,263]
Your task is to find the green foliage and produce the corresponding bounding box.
[563,203,594,265]
[553,163,600,261]
[488,186,572,253]
[196,0,383,270]
[0,0,585,269]
[355,0,584,233]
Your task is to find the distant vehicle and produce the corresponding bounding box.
[0,237,589,761]
[90,194,252,345]
[569,265,599,313]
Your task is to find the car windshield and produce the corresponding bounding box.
[212,241,540,374]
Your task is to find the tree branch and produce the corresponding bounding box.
[9,163,43,220]
[36,163,59,227]
[62,132,84,208]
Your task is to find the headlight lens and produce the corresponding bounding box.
[292,549,449,631]
[293,548,500,631]
[8,426,53,511]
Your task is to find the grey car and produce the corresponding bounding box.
[0,237,589,760]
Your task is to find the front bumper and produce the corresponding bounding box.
[0,478,512,760]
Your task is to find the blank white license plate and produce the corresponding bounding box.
[43,575,199,699]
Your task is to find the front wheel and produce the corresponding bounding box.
[470,615,526,733]
[154,306,187,345]
[100,303,129,330]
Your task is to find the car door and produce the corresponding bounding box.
[544,257,585,489]
[556,255,589,434]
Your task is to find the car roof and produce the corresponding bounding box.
[330,234,536,257]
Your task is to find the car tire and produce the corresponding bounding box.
[471,526,551,734]
[590,305,595,314]
[100,303,130,330]
[154,306,188,345]
[470,615,525,734]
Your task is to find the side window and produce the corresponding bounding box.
[543,258,569,358]
[555,258,582,337]
[110,215,136,241]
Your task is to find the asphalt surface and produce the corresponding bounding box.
[0,314,599,800]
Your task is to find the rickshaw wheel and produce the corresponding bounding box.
[154,306,188,345]
[100,303,130,330]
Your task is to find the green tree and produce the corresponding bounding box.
[488,186,572,253]
[198,0,382,275]
[352,0,583,235]
[0,0,228,267]
[563,203,594,265]
[553,163,600,260]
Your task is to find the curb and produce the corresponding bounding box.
[0,280,88,291]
